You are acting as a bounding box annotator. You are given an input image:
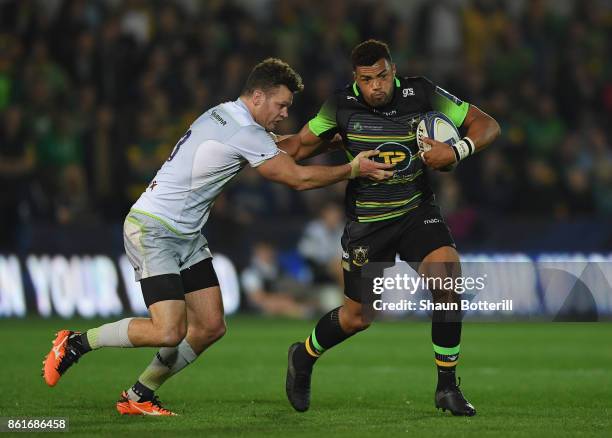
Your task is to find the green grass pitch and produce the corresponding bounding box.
[0,317,610,437]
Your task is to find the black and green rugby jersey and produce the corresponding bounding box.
[308,76,470,223]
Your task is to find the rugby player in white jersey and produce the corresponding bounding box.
[41,58,393,416]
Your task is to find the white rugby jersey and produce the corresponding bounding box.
[132,98,279,234]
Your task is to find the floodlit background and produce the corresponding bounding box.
[0,0,611,319]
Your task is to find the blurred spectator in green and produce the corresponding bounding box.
[525,95,566,160]
[35,111,90,224]
[488,22,534,89]
[0,35,20,111]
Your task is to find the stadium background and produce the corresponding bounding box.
[0,1,611,436]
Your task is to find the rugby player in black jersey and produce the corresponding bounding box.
[279,40,500,416]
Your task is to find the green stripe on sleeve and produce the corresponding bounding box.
[308,103,337,137]
[432,86,469,127]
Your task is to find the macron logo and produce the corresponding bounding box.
[424,218,441,225]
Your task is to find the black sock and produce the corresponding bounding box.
[432,309,462,389]
[68,332,91,355]
[293,307,354,370]
[130,381,154,402]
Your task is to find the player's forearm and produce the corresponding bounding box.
[278,127,332,162]
[292,163,351,191]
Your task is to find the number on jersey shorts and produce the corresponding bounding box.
[123,209,212,282]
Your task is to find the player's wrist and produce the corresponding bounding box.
[451,137,475,162]
[348,161,359,179]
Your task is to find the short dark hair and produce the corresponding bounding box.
[242,58,304,95]
[351,39,392,69]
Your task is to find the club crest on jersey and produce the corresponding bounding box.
[352,246,369,267]
[407,116,420,133]
[353,121,363,132]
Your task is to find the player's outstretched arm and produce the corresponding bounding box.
[277,124,341,162]
[256,150,393,191]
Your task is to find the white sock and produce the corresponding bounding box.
[135,339,199,394]
[86,318,134,349]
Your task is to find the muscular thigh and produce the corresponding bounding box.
[341,220,398,303]
[398,202,456,266]
[182,258,224,327]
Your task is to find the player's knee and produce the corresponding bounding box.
[208,319,226,342]
[158,324,187,347]
[189,320,226,347]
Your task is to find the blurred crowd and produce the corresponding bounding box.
[1,0,611,262]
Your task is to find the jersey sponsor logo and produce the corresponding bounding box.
[211,110,227,126]
[375,142,414,173]
[353,122,383,132]
[377,109,397,116]
[424,218,442,224]
[352,246,369,267]
[402,88,415,97]
[435,86,463,105]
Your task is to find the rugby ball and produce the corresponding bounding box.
[416,111,459,172]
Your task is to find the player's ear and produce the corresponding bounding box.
[252,89,264,107]
[391,63,397,77]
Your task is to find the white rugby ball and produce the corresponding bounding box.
[416,111,460,172]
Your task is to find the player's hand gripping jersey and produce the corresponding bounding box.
[308,77,469,223]
[133,99,279,234]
